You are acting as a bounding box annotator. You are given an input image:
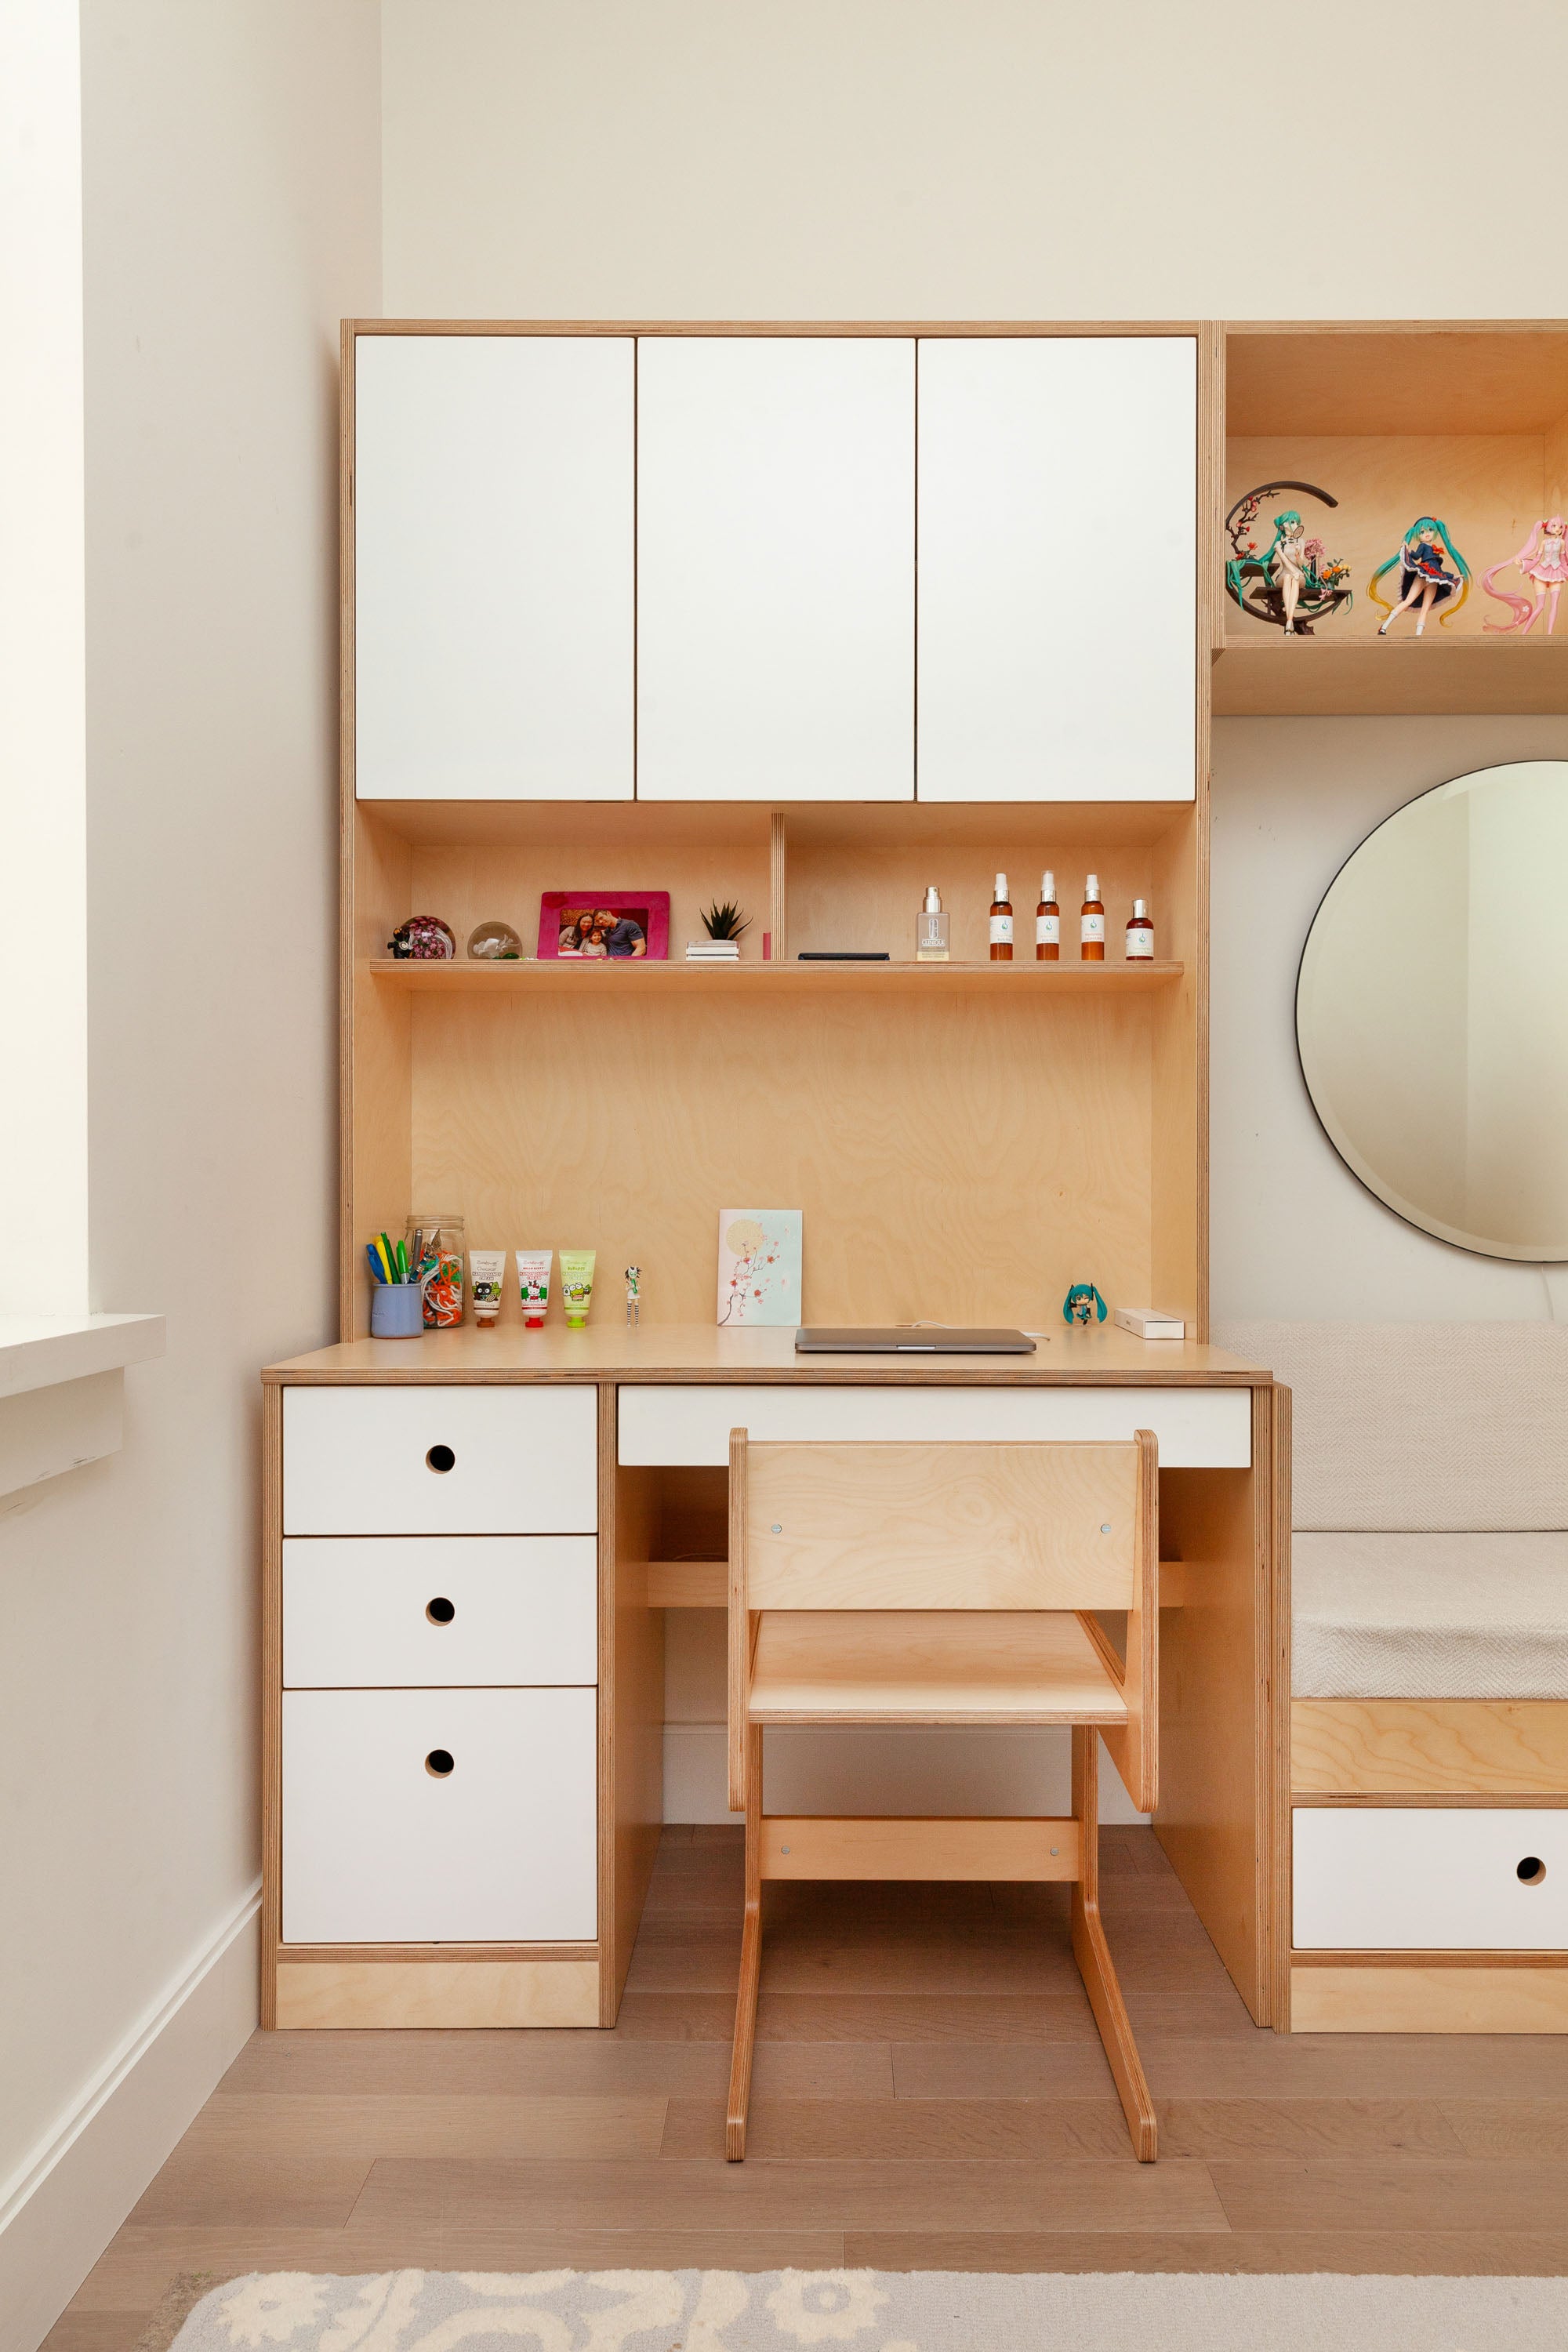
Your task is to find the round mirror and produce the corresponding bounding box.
[1297,760,1568,1261]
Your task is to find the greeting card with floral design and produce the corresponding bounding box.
[717,1209,802,1327]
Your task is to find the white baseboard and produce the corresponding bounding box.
[0,1882,260,2352]
[662,1724,1149,1827]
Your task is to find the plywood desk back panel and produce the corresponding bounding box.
[410,985,1154,1327]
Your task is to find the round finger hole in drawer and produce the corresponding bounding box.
[424,1748,456,1778]
[426,1444,456,1474]
[425,1596,456,1625]
[1518,1856,1548,1886]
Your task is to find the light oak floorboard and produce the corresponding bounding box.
[347,2153,1231,2234]
[64,1828,1568,2291]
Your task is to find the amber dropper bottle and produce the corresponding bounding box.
[1080,873,1105,961]
[989,873,1014,962]
[1035,870,1060,961]
[1126,898,1154,962]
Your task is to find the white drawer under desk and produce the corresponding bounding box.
[281,1686,598,1945]
[617,1382,1252,1468]
[1294,1806,1568,1951]
[282,1536,598,1689]
[284,1385,598,1536]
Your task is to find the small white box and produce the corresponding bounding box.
[1113,1307,1185,1341]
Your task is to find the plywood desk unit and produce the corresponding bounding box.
[261,1327,1287,2032]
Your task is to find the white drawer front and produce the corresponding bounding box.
[282,1687,597,1944]
[282,1537,597,1690]
[1294,1806,1568,1951]
[617,1383,1251,1469]
[283,1386,597,1535]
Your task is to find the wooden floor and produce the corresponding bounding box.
[46,1825,1568,2349]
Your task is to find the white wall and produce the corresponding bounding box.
[1212,718,1568,1327]
[0,9,379,2348]
[381,0,1568,321]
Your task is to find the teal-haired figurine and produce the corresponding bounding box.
[1062,1283,1107,1327]
[1371,517,1471,636]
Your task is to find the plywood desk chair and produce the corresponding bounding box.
[726,1429,1160,2162]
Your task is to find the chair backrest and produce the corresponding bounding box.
[733,1437,1143,1611]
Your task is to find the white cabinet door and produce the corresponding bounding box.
[1294,1806,1568,1951]
[917,338,1196,803]
[281,1687,598,1944]
[354,335,634,800]
[637,337,914,802]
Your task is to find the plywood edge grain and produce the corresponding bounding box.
[759,1815,1081,1881]
[1290,1962,1568,2034]
[273,1958,601,2030]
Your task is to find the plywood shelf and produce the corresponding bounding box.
[368,956,1185,994]
[1213,633,1568,718]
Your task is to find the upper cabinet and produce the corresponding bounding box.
[917,338,1197,802]
[354,335,634,800]
[637,339,916,802]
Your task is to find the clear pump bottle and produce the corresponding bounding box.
[916,884,950,963]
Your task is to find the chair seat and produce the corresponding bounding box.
[747,1609,1128,1726]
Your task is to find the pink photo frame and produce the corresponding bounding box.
[538,891,670,962]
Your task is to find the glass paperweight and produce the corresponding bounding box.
[466,919,523,960]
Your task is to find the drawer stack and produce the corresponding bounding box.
[270,1384,603,2028]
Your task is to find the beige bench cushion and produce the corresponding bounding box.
[1214,1319,1568,1532]
[1294,1532,1568,1700]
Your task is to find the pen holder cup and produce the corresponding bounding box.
[370,1280,424,1339]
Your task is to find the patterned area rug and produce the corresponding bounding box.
[165,2266,1568,2350]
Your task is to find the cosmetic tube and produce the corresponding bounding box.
[559,1249,597,1328]
[515,1249,553,1328]
[468,1249,506,1327]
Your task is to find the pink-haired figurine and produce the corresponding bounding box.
[1482,516,1568,635]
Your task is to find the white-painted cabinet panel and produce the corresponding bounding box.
[617,1383,1250,1469]
[281,1687,598,1944]
[637,338,915,802]
[282,1536,598,1689]
[283,1386,598,1536]
[354,335,634,800]
[917,338,1197,802]
[1294,1806,1568,1951]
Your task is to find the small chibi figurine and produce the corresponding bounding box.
[387,915,456,960]
[1225,482,1353,634]
[1062,1283,1107,1327]
[1370,517,1471,636]
[624,1265,641,1329]
[1482,515,1568,636]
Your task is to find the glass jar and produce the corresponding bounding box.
[406,1212,465,1328]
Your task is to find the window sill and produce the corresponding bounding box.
[0,1312,165,1399]
[0,1316,164,1497]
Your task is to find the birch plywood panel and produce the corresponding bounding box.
[409,986,1153,1327]
[409,840,774,967]
[1225,435,1549,640]
[743,1441,1138,1610]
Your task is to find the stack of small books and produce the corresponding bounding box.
[684,939,741,962]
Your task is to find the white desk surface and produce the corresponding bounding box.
[266,1323,1271,1387]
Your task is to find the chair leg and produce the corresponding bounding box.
[1070,1725,1158,2162]
[726,1723,764,2160]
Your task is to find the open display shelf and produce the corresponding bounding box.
[369,955,1185,994]
[1220,324,1568,717]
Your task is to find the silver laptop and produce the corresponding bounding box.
[794,1327,1036,1355]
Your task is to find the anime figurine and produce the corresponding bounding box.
[1370,517,1471,635]
[1062,1283,1107,1327]
[1482,516,1568,636]
[624,1265,641,1329]
[1225,481,1352,633]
